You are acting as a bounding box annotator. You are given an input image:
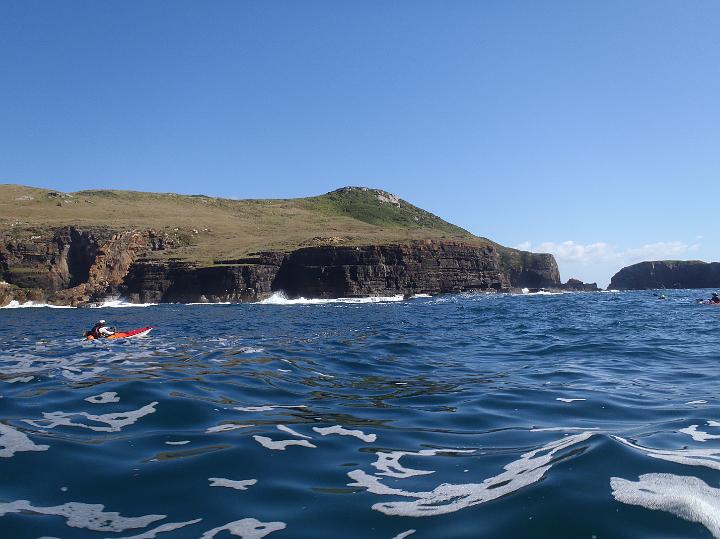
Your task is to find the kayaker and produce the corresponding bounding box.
[711,292,720,304]
[87,320,115,338]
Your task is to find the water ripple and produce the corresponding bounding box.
[1,290,719,537]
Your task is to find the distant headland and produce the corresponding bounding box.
[609,260,720,290]
[0,184,597,306]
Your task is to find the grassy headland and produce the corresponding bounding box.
[0,184,494,264]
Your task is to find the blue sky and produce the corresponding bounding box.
[1,1,718,286]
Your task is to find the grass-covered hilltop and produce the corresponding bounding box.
[0,184,590,306]
[1,184,478,262]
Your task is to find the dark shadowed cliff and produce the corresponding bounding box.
[0,185,576,305]
[609,260,720,290]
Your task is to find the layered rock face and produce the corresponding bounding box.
[123,256,282,304]
[0,229,564,305]
[276,243,510,298]
[124,242,561,303]
[609,260,720,290]
[0,227,171,306]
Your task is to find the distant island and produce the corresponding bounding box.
[0,184,597,306]
[609,260,720,290]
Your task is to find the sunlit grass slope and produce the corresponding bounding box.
[1,184,492,263]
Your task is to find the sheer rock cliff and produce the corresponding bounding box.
[1,231,562,306]
[0,185,570,306]
[608,260,720,290]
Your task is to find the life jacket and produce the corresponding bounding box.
[88,323,104,338]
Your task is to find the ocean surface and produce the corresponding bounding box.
[1,290,719,539]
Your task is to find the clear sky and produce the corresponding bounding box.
[1,1,718,286]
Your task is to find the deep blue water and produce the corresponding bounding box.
[1,290,719,539]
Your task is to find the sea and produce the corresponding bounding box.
[1,289,719,539]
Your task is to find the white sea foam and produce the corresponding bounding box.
[199,518,286,539]
[277,424,312,439]
[206,423,252,433]
[0,500,164,532]
[165,440,190,445]
[679,425,720,442]
[0,423,49,458]
[611,473,720,538]
[91,299,157,308]
[556,398,586,403]
[312,425,376,443]
[6,376,34,383]
[614,436,720,470]
[24,402,158,432]
[530,427,600,432]
[62,367,108,382]
[371,448,474,479]
[260,292,404,305]
[392,531,416,539]
[85,392,120,404]
[1,301,74,309]
[348,431,594,516]
[235,405,306,412]
[239,347,265,354]
[253,435,316,451]
[686,400,708,405]
[209,478,257,490]
[113,519,203,538]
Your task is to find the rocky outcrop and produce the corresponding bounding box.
[608,260,720,290]
[0,228,566,305]
[122,241,563,302]
[561,278,601,292]
[0,282,45,306]
[1,227,111,292]
[0,227,172,306]
[123,255,282,304]
[499,250,561,290]
[273,242,511,298]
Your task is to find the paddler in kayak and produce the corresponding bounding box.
[710,292,720,304]
[85,320,115,339]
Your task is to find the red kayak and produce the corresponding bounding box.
[86,327,153,340]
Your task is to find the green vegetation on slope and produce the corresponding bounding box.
[0,184,486,264]
[304,187,469,233]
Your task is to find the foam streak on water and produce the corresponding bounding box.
[1,290,720,537]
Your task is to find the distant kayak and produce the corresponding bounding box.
[86,327,153,340]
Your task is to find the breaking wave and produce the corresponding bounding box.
[0,300,75,309]
[259,292,405,305]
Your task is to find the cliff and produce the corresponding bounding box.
[608,260,720,290]
[1,185,567,305]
